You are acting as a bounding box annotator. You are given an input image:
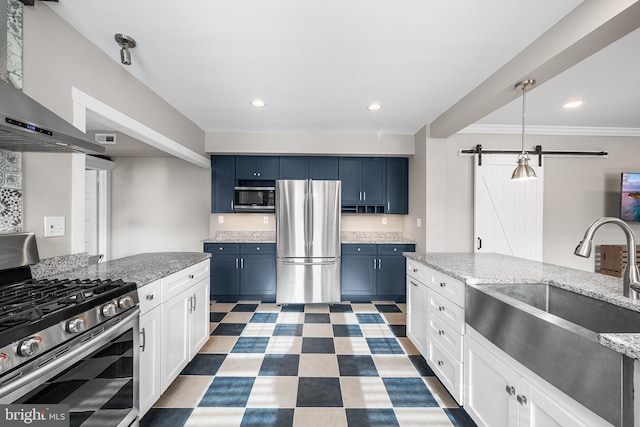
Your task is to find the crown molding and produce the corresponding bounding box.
[459,124,640,137]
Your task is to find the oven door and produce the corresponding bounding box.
[0,309,140,427]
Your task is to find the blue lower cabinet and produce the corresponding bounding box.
[341,243,415,303]
[205,243,276,303]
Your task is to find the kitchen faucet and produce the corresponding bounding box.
[574,217,640,300]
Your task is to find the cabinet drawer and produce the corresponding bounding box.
[428,291,465,334]
[428,269,465,308]
[342,244,377,256]
[428,338,463,405]
[241,243,276,255]
[204,243,240,254]
[429,313,463,361]
[406,259,428,283]
[139,279,161,314]
[162,260,210,302]
[377,244,415,255]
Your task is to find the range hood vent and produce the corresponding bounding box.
[0,79,106,155]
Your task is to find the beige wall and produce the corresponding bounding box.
[111,157,210,258]
[22,152,74,258]
[403,126,427,252]
[22,4,205,156]
[206,132,414,156]
[429,132,640,272]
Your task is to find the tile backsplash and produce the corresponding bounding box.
[0,148,22,233]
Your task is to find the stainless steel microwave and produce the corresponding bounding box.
[234,186,275,211]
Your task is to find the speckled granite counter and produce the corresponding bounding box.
[43,252,210,288]
[205,231,415,245]
[404,252,640,359]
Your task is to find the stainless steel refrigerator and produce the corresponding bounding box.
[276,179,341,304]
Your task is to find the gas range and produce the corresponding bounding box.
[0,277,138,375]
[0,233,140,427]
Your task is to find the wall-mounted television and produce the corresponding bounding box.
[620,173,640,222]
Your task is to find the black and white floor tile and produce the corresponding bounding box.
[141,301,477,427]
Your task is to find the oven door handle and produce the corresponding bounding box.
[0,308,140,400]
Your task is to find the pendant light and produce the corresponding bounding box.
[511,79,537,181]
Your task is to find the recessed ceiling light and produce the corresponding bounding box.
[367,103,382,111]
[563,100,583,109]
[251,99,266,108]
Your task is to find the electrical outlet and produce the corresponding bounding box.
[382,217,387,225]
[218,216,224,224]
[264,216,269,224]
[417,218,422,228]
[44,216,65,237]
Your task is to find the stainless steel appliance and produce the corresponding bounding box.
[276,180,341,304]
[234,186,275,212]
[0,79,106,154]
[0,233,139,427]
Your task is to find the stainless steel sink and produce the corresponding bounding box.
[466,283,635,427]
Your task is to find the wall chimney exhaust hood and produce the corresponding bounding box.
[0,79,106,155]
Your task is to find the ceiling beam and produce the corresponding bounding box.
[429,0,640,138]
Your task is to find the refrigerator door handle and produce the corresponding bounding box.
[281,259,337,266]
[308,180,313,254]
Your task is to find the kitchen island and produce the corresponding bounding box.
[405,251,640,427]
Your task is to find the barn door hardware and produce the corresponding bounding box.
[461,144,607,167]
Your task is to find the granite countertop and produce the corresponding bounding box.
[403,252,640,359]
[205,231,415,245]
[42,252,210,288]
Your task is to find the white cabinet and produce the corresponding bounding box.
[426,267,465,405]
[137,260,210,414]
[406,259,429,356]
[465,327,613,427]
[139,305,162,417]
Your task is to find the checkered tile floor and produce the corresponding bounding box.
[141,301,476,427]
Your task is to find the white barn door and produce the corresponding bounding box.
[474,154,543,261]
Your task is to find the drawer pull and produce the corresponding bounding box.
[438,306,445,311]
[437,360,444,366]
[256,247,260,250]
[413,268,418,273]
[145,294,155,300]
[505,385,516,396]
[438,330,445,336]
[440,282,446,287]
[189,274,195,279]
[517,394,528,405]
[411,281,418,287]
[219,247,224,251]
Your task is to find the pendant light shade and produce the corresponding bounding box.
[511,79,537,182]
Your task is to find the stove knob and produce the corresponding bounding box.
[18,337,42,357]
[118,296,135,310]
[0,353,8,371]
[66,317,87,334]
[102,302,118,318]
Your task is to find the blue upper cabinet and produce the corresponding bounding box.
[386,157,408,214]
[309,157,339,180]
[236,156,279,181]
[361,158,386,205]
[279,157,308,180]
[279,156,339,180]
[339,158,362,206]
[339,157,387,211]
[211,155,235,213]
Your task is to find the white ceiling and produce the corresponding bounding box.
[44,0,626,139]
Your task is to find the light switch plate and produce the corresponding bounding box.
[382,217,387,225]
[44,216,65,237]
[417,218,422,228]
[218,216,224,224]
[264,216,269,224]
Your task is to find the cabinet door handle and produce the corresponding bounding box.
[517,394,528,405]
[438,330,445,336]
[477,237,482,250]
[440,282,446,288]
[193,293,197,311]
[413,268,418,273]
[231,201,234,210]
[140,328,146,351]
[236,258,239,269]
[438,306,445,312]
[373,259,377,269]
[437,360,444,366]
[363,192,366,201]
[188,296,194,313]
[189,274,194,279]
[146,293,154,300]
[505,385,515,396]
[378,259,382,269]
[359,191,362,201]
[241,258,244,269]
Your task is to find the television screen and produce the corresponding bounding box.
[621,173,640,222]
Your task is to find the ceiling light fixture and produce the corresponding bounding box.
[115,34,136,66]
[563,100,583,109]
[511,79,537,182]
[367,103,382,111]
[251,99,266,108]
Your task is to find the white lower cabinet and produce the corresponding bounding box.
[138,260,210,416]
[406,273,428,355]
[465,327,612,427]
[139,305,162,417]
